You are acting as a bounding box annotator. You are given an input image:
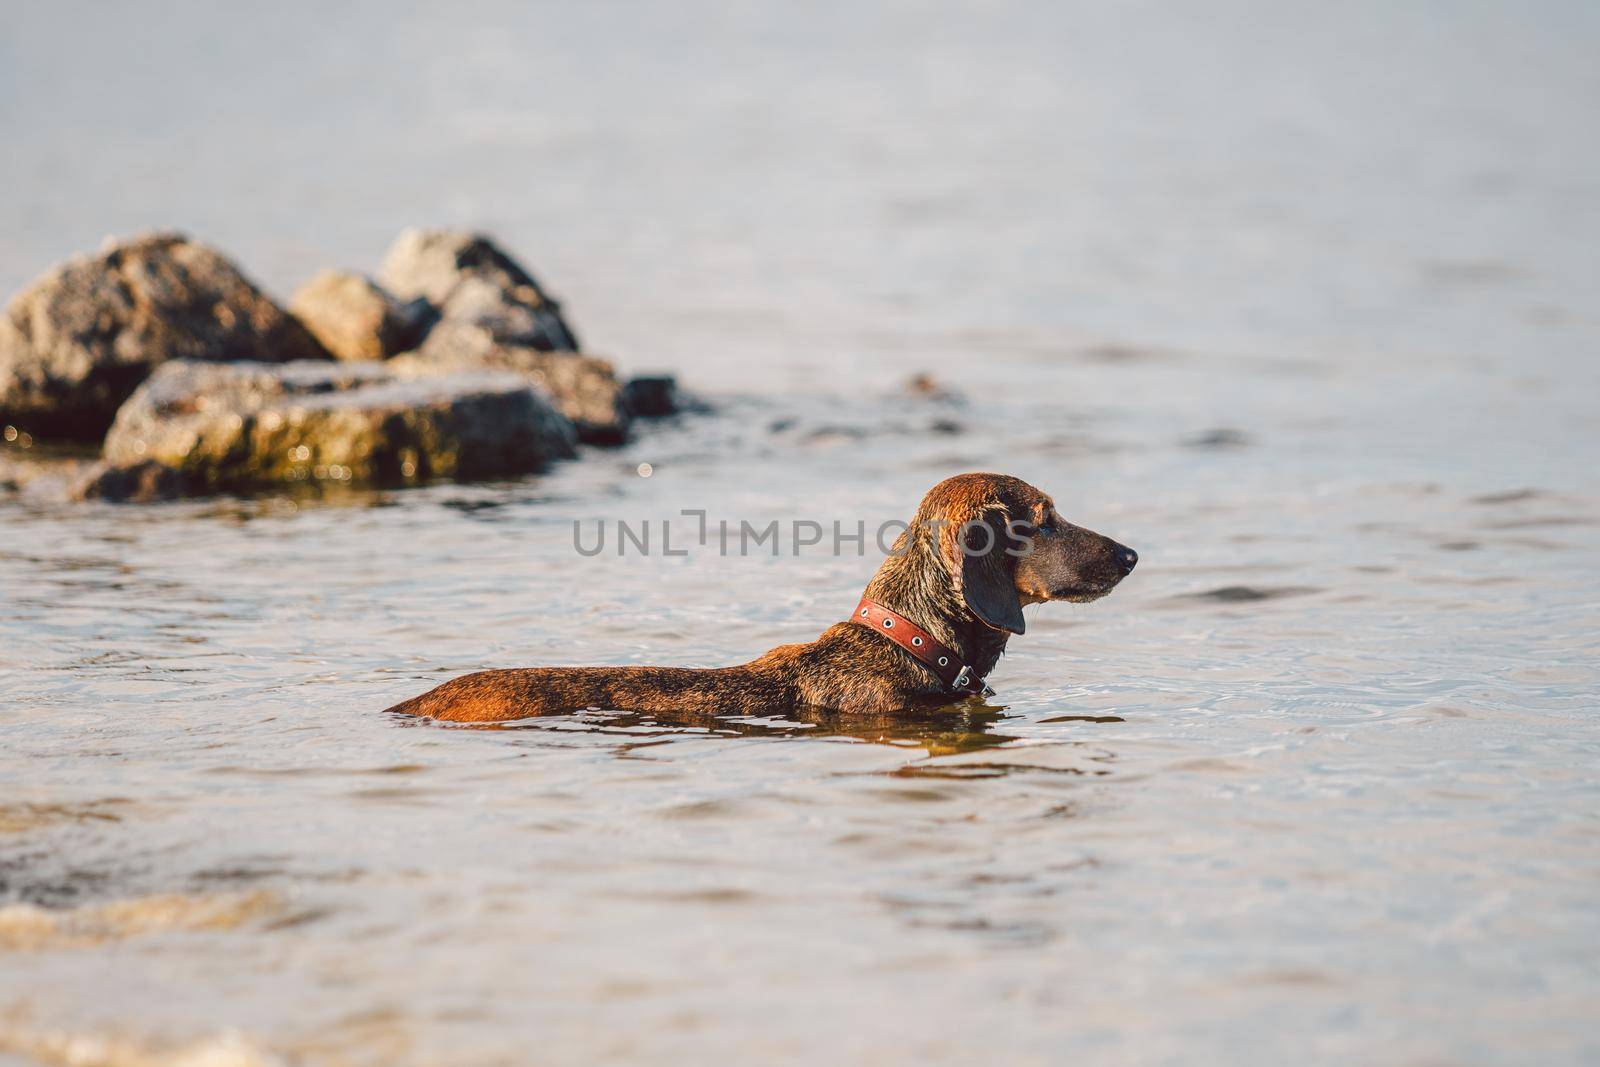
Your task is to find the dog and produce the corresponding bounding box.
[384,472,1137,723]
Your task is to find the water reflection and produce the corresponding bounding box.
[435,701,1024,757]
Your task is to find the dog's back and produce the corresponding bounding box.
[383,663,796,722]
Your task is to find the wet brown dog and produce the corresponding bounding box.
[384,473,1137,722]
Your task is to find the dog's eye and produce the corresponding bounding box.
[1037,519,1054,534]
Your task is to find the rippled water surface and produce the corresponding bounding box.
[2,3,1599,1064]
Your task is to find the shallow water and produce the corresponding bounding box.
[3,2,1599,1065]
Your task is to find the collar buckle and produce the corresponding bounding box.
[952,664,973,692]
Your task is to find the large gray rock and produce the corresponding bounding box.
[289,270,433,362]
[378,229,579,351]
[390,320,630,445]
[0,233,330,440]
[101,360,576,495]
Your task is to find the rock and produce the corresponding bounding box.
[390,321,629,445]
[289,270,434,362]
[0,454,33,493]
[72,459,185,503]
[374,230,695,441]
[102,360,576,495]
[620,375,681,418]
[904,372,963,404]
[0,447,101,502]
[0,232,330,440]
[378,229,579,351]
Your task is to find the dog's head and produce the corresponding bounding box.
[913,472,1137,635]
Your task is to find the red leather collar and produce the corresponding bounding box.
[847,596,986,696]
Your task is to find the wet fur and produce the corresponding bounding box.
[384,473,1135,723]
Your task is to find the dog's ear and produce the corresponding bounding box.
[959,509,1026,635]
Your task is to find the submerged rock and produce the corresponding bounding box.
[378,229,579,351]
[72,459,185,503]
[0,452,55,494]
[289,270,433,362]
[620,375,682,418]
[0,233,329,440]
[391,320,630,444]
[903,372,963,404]
[101,360,576,496]
[0,447,120,503]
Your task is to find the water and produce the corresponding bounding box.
[2,2,1599,1064]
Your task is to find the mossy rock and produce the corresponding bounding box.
[391,321,630,445]
[101,360,576,495]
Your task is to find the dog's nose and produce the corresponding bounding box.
[1116,545,1138,574]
